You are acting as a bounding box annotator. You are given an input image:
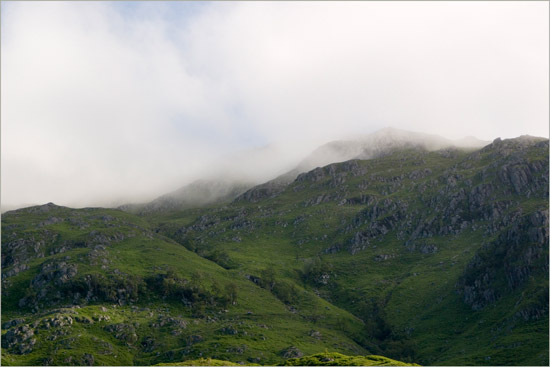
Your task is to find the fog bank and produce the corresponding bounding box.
[1,1,548,210]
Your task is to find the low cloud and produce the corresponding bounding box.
[1,1,548,210]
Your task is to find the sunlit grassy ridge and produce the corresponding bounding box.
[154,352,418,366]
[283,352,420,366]
[155,357,241,365]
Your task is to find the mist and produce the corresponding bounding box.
[1,1,548,211]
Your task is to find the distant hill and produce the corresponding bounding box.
[119,179,254,214]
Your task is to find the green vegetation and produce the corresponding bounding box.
[154,352,418,366]
[283,352,420,366]
[156,357,241,366]
[2,137,548,365]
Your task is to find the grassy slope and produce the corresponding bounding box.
[147,141,549,365]
[1,208,367,366]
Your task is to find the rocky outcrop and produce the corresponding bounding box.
[104,323,138,345]
[31,260,78,289]
[150,315,187,331]
[17,259,78,309]
[2,230,58,268]
[40,315,74,329]
[295,160,366,188]
[2,318,25,329]
[1,324,36,354]
[281,346,304,358]
[498,160,548,198]
[236,180,287,203]
[2,263,29,279]
[457,210,549,311]
[346,198,407,254]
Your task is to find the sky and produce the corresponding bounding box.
[1,1,549,210]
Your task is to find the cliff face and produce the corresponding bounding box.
[457,209,549,312]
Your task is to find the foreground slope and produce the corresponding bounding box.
[1,206,368,365]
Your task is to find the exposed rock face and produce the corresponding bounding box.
[347,197,407,254]
[296,160,365,188]
[498,160,549,197]
[457,210,549,311]
[17,259,80,309]
[1,324,36,354]
[236,180,288,203]
[32,261,78,289]
[2,230,58,268]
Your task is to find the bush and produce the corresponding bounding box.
[256,266,297,305]
[145,271,237,311]
[302,257,333,286]
[205,250,238,269]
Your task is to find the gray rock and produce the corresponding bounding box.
[281,346,303,358]
[219,326,238,335]
[309,330,322,339]
[104,323,138,344]
[82,353,95,366]
[2,318,25,330]
[141,336,156,352]
[1,324,36,354]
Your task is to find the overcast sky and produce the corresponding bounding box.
[1,1,548,210]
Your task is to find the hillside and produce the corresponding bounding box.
[1,206,370,365]
[2,135,548,366]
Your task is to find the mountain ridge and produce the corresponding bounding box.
[2,134,548,366]
[117,128,491,214]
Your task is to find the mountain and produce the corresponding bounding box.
[2,134,548,366]
[121,128,489,213]
[235,128,489,203]
[296,127,489,172]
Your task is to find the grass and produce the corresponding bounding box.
[283,352,420,366]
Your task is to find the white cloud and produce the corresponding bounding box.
[181,1,548,142]
[1,1,548,209]
[1,2,224,208]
